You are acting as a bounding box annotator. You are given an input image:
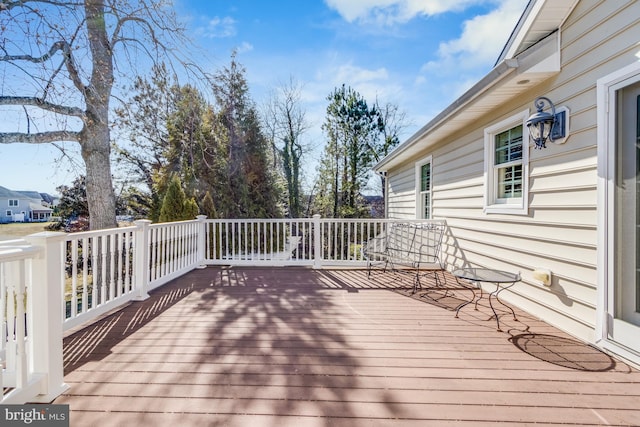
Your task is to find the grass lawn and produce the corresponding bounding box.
[0,222,52,241]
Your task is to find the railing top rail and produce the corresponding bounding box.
[203,218,446,224]
[149,219,200,229]
[64,225,138,240]
[0,244,42,263]
[204,218,314,223]
[319,218,446,224]
[0,238,29,246]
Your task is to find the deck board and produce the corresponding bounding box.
[55,267,640,426]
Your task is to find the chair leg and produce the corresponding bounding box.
[412,273,421,294]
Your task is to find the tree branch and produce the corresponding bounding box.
[0,1,83,12]
[0,39,88,94]
[0,130,81,144]
[0,96,85,118]
[111,15,170,53]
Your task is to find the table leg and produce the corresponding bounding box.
[454,278,478,318]
[488,281,518,331]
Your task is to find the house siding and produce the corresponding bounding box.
[384,0,639,342]
[0,187,53,223]
[0,196,32,223]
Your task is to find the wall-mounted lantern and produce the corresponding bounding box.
[525,96,566,149]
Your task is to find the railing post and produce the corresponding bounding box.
[25,231,70,402]
[313,214,322,269]
[196,215,208,268]
[133,220,152,301]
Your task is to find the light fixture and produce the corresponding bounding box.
[525,96,566,149]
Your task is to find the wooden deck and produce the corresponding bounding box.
[55,267,640,426]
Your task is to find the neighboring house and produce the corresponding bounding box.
[374,0,640,366]
[16,191,56,208]
[0,186,53,223]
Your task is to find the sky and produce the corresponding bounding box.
[0,0,528,196]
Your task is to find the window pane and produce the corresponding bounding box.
[421,163,431,192]
[495,125,523,165]
[423,193,431,219]
[498,165,523,198]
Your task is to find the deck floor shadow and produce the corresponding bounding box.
[55,266,640,427]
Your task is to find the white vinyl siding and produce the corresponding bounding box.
[387,163,420,220]
[383,1,640,345]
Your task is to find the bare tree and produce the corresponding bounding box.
[263,77,309,218]
[371,99,410,200]
[0,0,193,229]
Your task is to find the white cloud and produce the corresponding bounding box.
[195,16,237,38]
[334,64,389,85]
[418,0,527,97]
[436,0,526,68]
[236,41,254,54]
[325,0,481,24]
[308,62,402,104]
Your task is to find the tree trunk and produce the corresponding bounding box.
[83,0,117,230]
[81,126,117,230]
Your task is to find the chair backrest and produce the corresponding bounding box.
[412,223,445,265]
[385,223,417,259]
[364,221,446,267]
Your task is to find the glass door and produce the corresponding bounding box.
[612,80,640,350]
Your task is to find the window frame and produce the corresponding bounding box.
[8,199,18,207]
[415,155,433,219]
[484,109,530,215]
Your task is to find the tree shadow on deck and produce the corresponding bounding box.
[187,266,405,426]
[62,278,198,373]
[61,266,409,425]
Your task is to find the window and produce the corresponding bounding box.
[484,110,529,214]
[6,210,12,216]
[415,156,433,219]
[8,199,18,207]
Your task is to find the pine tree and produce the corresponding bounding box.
[318,85,380,217]
[212,53,283,219]
[159,176,189,222]
[201,191,218,219]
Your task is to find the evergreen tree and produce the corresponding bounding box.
[162,85,208,199]
[113,63,183,219]
[201,191,218,219]
[318,85,380,217]
[315,86,406,218]
[55,176,89,221]
[212,53,282,219]
[184,198,200,220]
[159,176,192,222]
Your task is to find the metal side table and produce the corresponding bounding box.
[452,268,520,332]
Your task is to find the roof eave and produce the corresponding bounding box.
[374,29,561,173]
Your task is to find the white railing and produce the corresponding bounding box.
[147,219,202,291]
[1,215,445,404]
[61,217,204,331]
[204,216,446,268]
[61,225,139,332]
[1,235,68,404]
